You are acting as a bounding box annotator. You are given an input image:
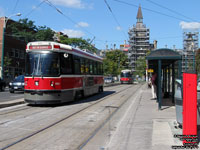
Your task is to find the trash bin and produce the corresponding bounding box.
[174,79,200,126]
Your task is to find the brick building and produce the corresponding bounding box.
[0,17,26,83]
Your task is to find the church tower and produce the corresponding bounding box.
[128,5,151,71]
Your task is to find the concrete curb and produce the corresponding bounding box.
[0,98,25,109]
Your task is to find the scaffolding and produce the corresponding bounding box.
[182,30,199,72]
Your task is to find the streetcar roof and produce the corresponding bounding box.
[121,69,132,73]
[26,41,103,62]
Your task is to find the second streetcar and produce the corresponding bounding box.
[120,69,134,84]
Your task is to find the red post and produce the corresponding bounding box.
[182,73,197,146]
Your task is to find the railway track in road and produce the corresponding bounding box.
[0,84,124,116]
[0,84,142,150]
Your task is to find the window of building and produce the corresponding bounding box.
[15,50,19,58]
[9,49,15,57]
[20,52,25,59]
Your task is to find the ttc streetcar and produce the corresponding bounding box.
[120,69,133,84]
[24,41,104,104]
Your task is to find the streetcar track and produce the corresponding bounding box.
[78,84,143,149]
[0,84,135,150]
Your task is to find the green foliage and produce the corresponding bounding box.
[7,18,54,42]
[60,36,97,53]
[134,56,146,77]
[4,56,12,77]
[103,50,128,76]
[35,26,55,41]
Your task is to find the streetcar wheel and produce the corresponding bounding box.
[81,90,85,98]
[1,86,5,91]
[10,90,14,93]
[99,86,103,93]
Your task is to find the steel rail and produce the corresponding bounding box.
[0,84,135,150]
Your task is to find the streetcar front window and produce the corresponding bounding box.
[121,72,131,77]
[25,52,60,77]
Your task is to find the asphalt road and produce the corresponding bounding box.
[0,87,24,103]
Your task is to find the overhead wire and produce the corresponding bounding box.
[113,0,191,22]
[45,0,110,47]
[23,0,47,18]
[145,0,197,22]
[11,0,20,14]
[103,0,128,40]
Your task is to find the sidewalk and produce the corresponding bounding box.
[108,84,184,150]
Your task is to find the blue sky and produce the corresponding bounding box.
[0,0,200,50]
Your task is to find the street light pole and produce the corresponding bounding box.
[1,13,21,80]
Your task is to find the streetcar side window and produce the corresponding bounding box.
[93,61,97,75]
[89,60,93,74]
[74,55,81,74]
[80,58,85,74]
[60,53,73,74]
[100,63,103,75]
[85,59,89,75]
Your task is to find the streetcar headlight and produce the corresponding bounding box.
[9,82,12,86]
[17,82,22,86]
[35,81,39,86]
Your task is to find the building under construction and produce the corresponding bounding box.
[182,30,199,72]
[128,6,152,72]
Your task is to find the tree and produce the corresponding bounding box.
[7,18,54,42]
[195,48,200,75]
[35,26,55,41]
[60,36,97,53]
[4,56,12,78]
[134,56,146,77]
[103,50,128,76]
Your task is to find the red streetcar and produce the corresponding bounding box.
[120,69,133,84]
[24,41,104,104]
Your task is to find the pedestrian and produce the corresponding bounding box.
[148,77,152,88]
[151,72,157,99]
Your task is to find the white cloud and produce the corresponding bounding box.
[62,29,85,37]
[116,26,122,30]
[180,21,200,30]
[49,0,87,9]
[75,22,89,28]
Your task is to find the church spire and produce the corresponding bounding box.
[136,5,143,23]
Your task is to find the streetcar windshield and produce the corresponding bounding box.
[25,52,60,77]
[121,72,132,77]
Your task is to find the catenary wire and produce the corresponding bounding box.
[11,0,20,14]
[145,0,197,22]
[45,0,109,47]
[113,0,191,22]
[23,0,47,18]
[103,0,128,40]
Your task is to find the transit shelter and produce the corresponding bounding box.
[146,48,182,109]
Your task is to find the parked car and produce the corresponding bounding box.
[104,77,114,84]
[9,75,24,93]
[0,78,6,91]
